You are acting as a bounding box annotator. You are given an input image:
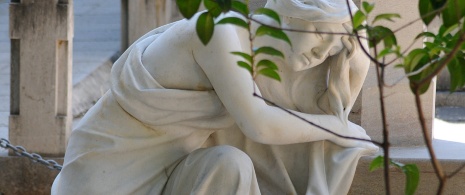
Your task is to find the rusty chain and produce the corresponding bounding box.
[0,138,62,171]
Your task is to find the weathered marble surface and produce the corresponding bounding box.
[52,0,377,194]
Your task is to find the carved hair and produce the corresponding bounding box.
[265,0,358,23]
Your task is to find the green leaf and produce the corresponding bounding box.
[389,159,420,195]
[442,0,465,28]
[417,78,432,94]
[405,49,435,94]
[231,0,249,16]
[447,58,464,92]
[367,26,397,48]
[231,51,252,64]
[204,0,222,17]
[424,42,439,49]
[216,0,232,12]
[369,156,384,171]
[402,164,420,195]
[255,26,292,46]
[362,2,374,14]
[405,49,428,72]
[369,156,419,195]
[373,13,401,24]
[237,61,253,75]
[415,32,435,39]
[254,8,281,25]
[254,46,284,58]
[458,57,465,89]
[176,0,201,19]
[352,11,366,29]
[217,17,248,29]
[429,0,447,9]
[389,159,405,168]
[443,23,459,36]
[419,0,436,25]
[390,159,420,195]
[377,47,394,59]
[258,68,281,81]
[196,12,215,45]
[257,59,278,70]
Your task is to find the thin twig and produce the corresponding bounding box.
[246,2,257,93]
[345,0,391,194]
[384,38,417,66]
[392,5,446,34]
[340,2,381,67]
[253,93,384,146]
[413,90,446,194]
[392,18,423,34]
[249,17,366,38]
[384,58,439,88]
[374,40,392,195]
[374,5,446,44]
[447,163,465,179]
[416,32,465,86]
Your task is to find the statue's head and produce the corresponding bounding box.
[264,0,359,71]
[265,0,357,23]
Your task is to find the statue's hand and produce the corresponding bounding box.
[329,121,378,152]
[341,36,353,52]
[326,48,352,121]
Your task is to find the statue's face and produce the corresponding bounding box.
[281,18,346,71]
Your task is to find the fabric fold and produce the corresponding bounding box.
[110,30,234,129]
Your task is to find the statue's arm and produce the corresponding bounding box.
[193,24,371,147]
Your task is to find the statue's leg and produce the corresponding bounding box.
[162,145,261,195]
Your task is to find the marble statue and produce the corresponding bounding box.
[52,0,377,194]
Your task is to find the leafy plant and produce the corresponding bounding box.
[177,0,287,81]
[176,0,465,194]
[370,156,420,195]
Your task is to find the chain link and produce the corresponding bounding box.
[0,138,62,170]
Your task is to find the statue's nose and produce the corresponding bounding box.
[311,39,343,60]
[311,46,329,60]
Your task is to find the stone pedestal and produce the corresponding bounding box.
[360,0,435,147]
[0,156,62,195]
[121,0,181,50]
[9,0,73,156]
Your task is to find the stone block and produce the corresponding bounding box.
[8,0,73,156]
[0,156,62,195]
[350,156,465,194]
[362,75,435,147]
[121,0,174,50]
[437,68,465,91]
[360,0,435,147]
[72,53,115,117]
[436,92,465,107]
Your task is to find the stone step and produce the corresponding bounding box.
[2,140,464,195]
[350,140,465,194]
[436,91,465,108]
[0,156,62,195]
[72,52,118,117]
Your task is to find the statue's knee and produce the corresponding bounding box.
[206,145,253,172]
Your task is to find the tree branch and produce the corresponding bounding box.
[447,163,465,179]
[345,1,392,194]
[413,90,446,194]
[415,32,465,87]
[248,17,364,38]
[253,93,384,146]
